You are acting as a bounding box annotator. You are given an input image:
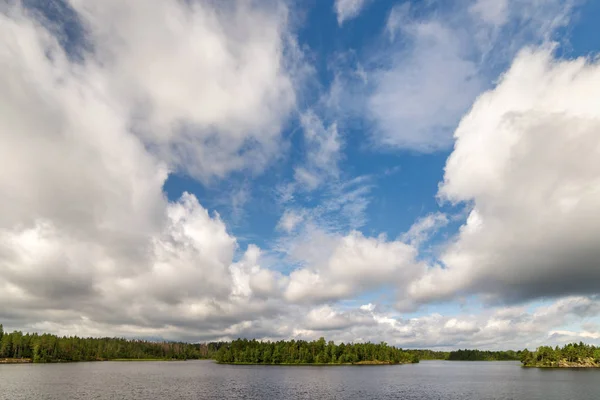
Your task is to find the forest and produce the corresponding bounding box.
[447,349,521,361]
[0,324,220,362]
[214,338,419,364]
[3,324,598,367]
[404,349,450,360]
[402,349,520,361]
[521,342,600,367]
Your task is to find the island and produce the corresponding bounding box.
[520,342,600,368]
[214,338,418,365]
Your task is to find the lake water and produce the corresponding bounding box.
[0,360,598,399]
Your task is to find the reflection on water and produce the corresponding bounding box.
[1,360,598,400]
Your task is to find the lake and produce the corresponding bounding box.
[0,360,598,399]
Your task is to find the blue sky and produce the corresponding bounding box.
[1,0,600,349]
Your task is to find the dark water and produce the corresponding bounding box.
[0,360,598,399]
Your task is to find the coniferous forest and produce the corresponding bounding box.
[520,342,600,367]
[404,349,450,360]
[214,338,419,364]
[447,349,521,361]
[403,349,520,361]
[0,324,220,363]
[2,324,599,367]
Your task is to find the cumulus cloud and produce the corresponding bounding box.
[334,0,371,26]
[283,229,426,303]
[284,296,600,349]
[367,0,574,152]
[0,0,296,340]
[410,47,600,304]
[2,0,598,350]
[67,0,297,181]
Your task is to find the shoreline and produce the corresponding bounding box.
[0,358,32,364]
[0,358,198,364]
[522,357,600,368]
[216,360,415,366]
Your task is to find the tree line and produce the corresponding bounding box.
[447,349,521,361]
[404,349,450,360]
[4,324,598,367]
[521,342,600,367]
[0,324,220,362]
[214,338,419,364]
[402,349,520,361]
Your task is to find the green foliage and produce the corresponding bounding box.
[405,349,450,360]
[0,327,221,363]
[214,337,418,365]
[521,342,600,367]
[447,349,520,361]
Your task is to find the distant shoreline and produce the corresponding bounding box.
[0,358,190,364]
[216,360,410,366]
[522,358,600,369]
[1,326,598,368]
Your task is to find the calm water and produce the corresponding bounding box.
[0,360,598,399]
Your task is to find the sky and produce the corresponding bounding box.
[1,0,600,350]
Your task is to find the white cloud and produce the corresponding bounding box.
[277,209,305,233]
[284,229,425,303]
[2,0,598,349]
[67,0,299,181]
[0,1,294,340]
[0,191,282,337]
[368,0,574,152]
[304,305,375,331]
[410,47,600,304]
[287,296,600,349]
[294,110,342,191]
[0,4,168,259]
[334,0,371,26]
[401,212,448,247]
[370,6,484,151]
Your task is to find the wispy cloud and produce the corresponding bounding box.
[334,0,372,26]
[367,0,575,152]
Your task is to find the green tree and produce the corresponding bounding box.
[1,332,13,358]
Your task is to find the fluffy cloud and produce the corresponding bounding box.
[2,0,598,350]
[410,47,600,304]
[0,4,168,262]
[0,1,295,339]
[368,0,574,152]
[67,0,296,181]
[0,191,283,338]
[297,296,600,349]
[283,229,425,303]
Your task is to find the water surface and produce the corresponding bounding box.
[1,360,598,399]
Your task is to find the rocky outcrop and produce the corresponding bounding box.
[524,357,600,368]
